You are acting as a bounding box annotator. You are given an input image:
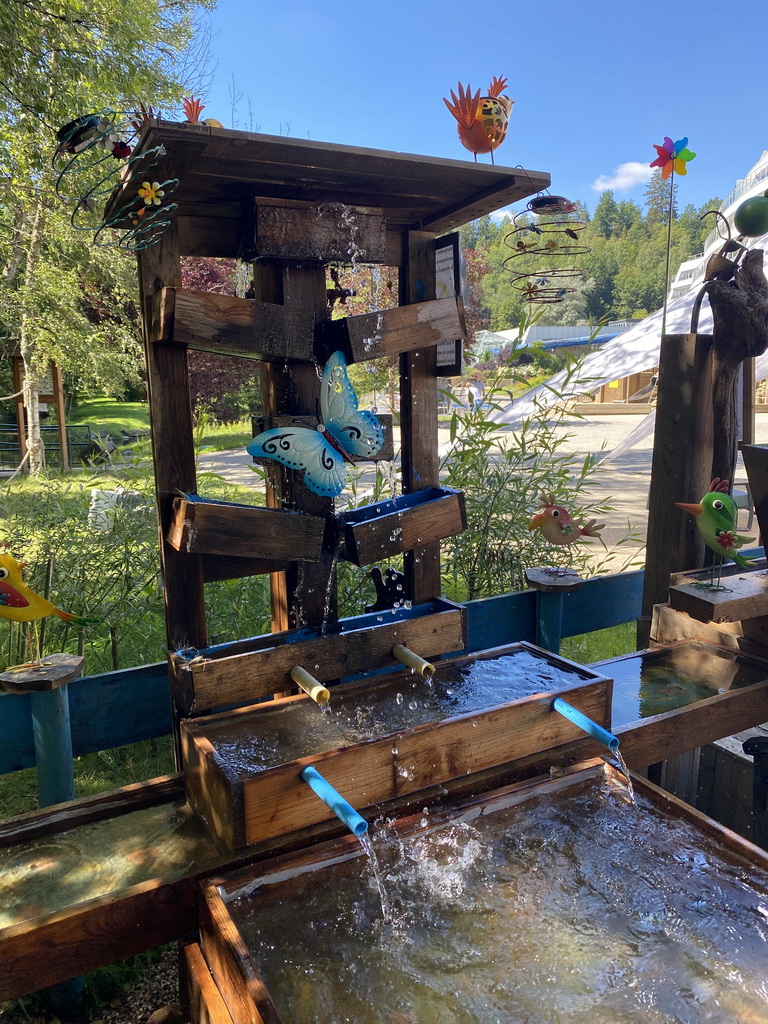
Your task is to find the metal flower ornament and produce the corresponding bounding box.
[650,136,696,332]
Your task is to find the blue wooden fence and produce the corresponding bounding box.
[0,569,649,777]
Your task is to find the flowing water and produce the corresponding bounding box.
[224,770,768,1024]
[203,648,595,774]
[0,800,218,928]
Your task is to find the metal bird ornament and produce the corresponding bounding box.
[0,550,96,665]
[675,478,756,588]
[443,76,513,163]
[528,494,605,548]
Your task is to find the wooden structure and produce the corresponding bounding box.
[109,122,550,729]
[10,357,68,470]
[189,762,768,1023]
[4,122,768,1015]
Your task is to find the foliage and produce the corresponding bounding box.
[181,258,263,423]
[461,188,722,334]
[0,0,215,471]
[439,360,641,600]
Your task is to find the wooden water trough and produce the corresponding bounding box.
[187,761,768,1023]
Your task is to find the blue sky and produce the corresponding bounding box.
[201,0,768,219]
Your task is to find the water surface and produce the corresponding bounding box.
[225,772,768,1024]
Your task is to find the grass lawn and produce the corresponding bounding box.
[69,399,253,451]
[69,398,150,442]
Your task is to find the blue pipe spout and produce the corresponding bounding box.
[300,765,369,836]
[552,697,619,752]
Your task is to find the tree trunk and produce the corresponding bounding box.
[18,195,47,475]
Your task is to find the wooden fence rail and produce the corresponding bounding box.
[0,568,646,777]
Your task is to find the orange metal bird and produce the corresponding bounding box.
[443,76,514,163]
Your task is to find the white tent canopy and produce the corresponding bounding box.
[488,242,768,431]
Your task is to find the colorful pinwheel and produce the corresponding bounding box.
[650,136,696,180]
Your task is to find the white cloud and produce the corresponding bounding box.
[592,162,654,193]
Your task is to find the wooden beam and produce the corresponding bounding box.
[314,296,465,365]
[254,201,386,263]
[166,496,325,562]
[153,287,315,361]
[640,333,714,647]
[400,230,441,603]
[137,224,207,653]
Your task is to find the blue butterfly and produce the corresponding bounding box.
[247,351,384,498]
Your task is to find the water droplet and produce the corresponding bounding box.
[396,692,404,705]
[408,699,418,710]
[391,746,398,755]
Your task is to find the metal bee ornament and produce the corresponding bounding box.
[503,195,592,304]
[443,76,514,163]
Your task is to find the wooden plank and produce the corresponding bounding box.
[340,487,466,566]
[182,722,241,852]
[651,602,768,659]
[668,568,768,623]
[640,333,714,646]
[183,942,236,1024]
[166,497,325,562]
[138,225,207,653]
[0,653,83,694]
[201,554,293,583]
[199,886,278,1024]
[172,603,467,715]
[616,676,768,771]
[114,122,550,238]
[314,297,465,365]
[236,679,611,847]
[153,287,315,361]
[742,444,768,544]
[0,872,200,1003]
[0,774,183,848]
[255,202,386,263]
[400,230,441,604]
[250,413,395,464]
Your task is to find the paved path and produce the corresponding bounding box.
[200,414,768,572]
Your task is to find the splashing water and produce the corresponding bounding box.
[225,773,768,1024]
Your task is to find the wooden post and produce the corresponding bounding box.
[0,653,83,807]
[137,223,206,653]
[51,363,68,471]
[639,333,714,648]
[256,262,336,631]
[400,230,441,603]
[525,568,585,654]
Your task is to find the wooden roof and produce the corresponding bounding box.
[111,121,550,237]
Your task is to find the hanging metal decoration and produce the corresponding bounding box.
[502,194,592,304]
[52,108,179,252]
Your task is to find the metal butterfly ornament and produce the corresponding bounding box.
[247,352,383,498]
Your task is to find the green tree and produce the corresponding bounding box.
[644,169,677,226]
[592,190,619,238]
[0,0,214,472]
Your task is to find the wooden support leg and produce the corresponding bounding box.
[30,686,75,807]
[534,590,564,654]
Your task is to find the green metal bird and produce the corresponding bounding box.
[675,478,756,586]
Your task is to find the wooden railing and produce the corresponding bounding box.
[0,568,650,778]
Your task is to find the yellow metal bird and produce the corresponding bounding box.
[0,551,94,626]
